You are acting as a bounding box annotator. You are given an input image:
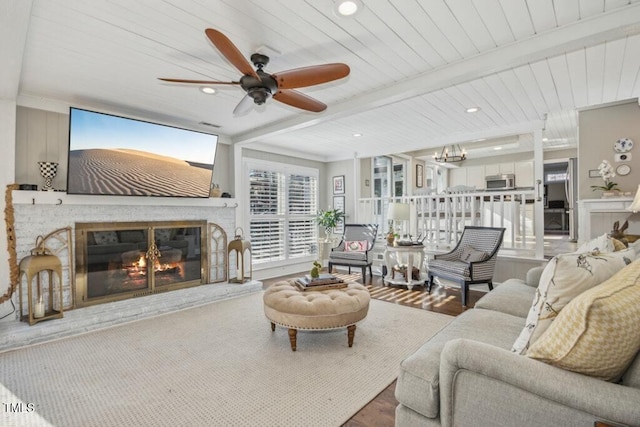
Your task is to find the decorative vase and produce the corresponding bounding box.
[38,161,58,191]
[324,227,333,243]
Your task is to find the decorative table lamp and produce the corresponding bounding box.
[388,202,410,244]
[38,161,58,191]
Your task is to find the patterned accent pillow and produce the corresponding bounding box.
[460,247,487,263]
[575,233,616,253]
[527,258,640,381]
[345,240,367,252]
[93,231,119,245]
[511,249,636,354]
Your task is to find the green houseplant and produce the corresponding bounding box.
[316,208,345,242]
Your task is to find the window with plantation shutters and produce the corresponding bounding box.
[246,162,318,265]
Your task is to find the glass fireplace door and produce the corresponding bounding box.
[75,221,207,307]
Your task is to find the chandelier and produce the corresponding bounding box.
[433,144,467,163]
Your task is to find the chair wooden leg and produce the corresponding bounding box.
[427,275,434,293]
[368,265,373,282]
[487,281,493,291]
[461,282,469,307]
[328,263,333,274]
[361,266,366,283]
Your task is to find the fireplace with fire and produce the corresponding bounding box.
[75,220,208,307]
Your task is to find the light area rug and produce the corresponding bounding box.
[0,291,453,427]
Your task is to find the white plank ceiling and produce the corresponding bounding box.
[5,0,640,161]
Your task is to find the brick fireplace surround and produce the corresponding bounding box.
[10,190,242,321]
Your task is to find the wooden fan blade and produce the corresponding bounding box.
[273,63,350,89]
[273,89,327,112]
[205,28,259,80]
[158,78,239,85]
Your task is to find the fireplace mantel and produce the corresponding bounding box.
[12,190,237,207]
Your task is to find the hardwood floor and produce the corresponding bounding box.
[261,271,486,427]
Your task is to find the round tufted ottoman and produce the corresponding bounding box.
[263,280,371,351]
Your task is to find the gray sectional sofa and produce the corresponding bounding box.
[395,266,640,427]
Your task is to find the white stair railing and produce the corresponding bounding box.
[358,189,540,256]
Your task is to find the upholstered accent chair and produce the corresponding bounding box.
[427,226,505,306]
[328,224,378,283]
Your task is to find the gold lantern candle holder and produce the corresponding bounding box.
[228,227,252,283]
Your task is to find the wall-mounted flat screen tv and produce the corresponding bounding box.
[67,107,218,198]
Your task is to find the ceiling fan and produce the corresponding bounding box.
[159,29,350,115]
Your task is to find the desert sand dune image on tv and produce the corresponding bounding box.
[67,108,218,198]
[67,148,213,198]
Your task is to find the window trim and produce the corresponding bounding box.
[243,159,319,268]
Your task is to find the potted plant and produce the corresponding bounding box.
[591,160,620,196]
[316,208,345,242]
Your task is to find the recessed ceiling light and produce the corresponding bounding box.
[465,107,480,113]
[200,87,216,95]
[472,138,486,142]
[334,0,363,17]
[542,137,548,142]
[493,146,503,150]
[353,133,362,137]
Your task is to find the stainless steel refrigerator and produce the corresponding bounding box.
[565,158,578,242]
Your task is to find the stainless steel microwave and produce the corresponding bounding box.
[485,174,516,190]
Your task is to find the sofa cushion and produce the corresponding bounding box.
[427,259,470,279]
[527,258,640,382]
[622,352,640,389]
[395,309,525,419]
[329,251,368,263]
[474,279,536,318]
[511,249,635,355]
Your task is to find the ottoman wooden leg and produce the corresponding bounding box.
[288,328,297,351]
[270,322,276,332]
[347,324,356,347]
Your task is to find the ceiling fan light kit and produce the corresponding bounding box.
[159,28,350,115]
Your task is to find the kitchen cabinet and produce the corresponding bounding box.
[514,161,534,187]
[446,160,535,190]
[467,165,486,189]
[448,167,467,187]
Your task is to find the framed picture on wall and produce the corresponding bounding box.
[333,175,345,194]
[333,196,345,235]
[416,164,424,188]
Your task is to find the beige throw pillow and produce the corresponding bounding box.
[527,258,640,381]
[575,233,616,254]
[511,249,635,354]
